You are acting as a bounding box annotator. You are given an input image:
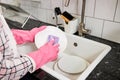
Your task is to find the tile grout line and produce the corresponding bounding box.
[113,0,119,22]
[101,19,105,38]
[93,0,96,17]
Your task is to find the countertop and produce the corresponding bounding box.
[6,18,120,80]
[84,35,120,80]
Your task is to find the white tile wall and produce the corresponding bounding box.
[95,0,117,21]
[20,0,31,13]
[1,0,20,6]
[30,7,39,18]
[51,0,63,10]
[63,0,78,14]
[85,0,95,17]
[102,21,120,43]
[31,0,40,1]
[20,0,31,7]
[1,0,119,43]
[78,0,95,17]
[85,17,104,37]
[40,0,51,9]
[37,8,47,22]
[115,0,120,22]
[78,0,82,15]
[31,0,41,8]
[46,9,56,24]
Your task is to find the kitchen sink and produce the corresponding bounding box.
[18,33,111,80]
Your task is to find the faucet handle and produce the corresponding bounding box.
[78,23,91,36]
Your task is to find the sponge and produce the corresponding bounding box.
[60,11,74,23]
[62,11,74,21]
[48,35,59,45]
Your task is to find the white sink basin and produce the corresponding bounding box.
[17,33,111,80]
[41,33,111,80]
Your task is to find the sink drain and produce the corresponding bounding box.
[73,42,78,47]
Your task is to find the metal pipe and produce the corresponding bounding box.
[64,0,70,7]
[81,0,86,23]
[78,0,90,36]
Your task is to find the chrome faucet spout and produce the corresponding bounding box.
[78,0,90,36]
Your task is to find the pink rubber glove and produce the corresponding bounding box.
[11,26,46,44]
[28,39,59,70]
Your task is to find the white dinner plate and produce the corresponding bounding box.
[35,26,67,52]
[54,62,80,80]
[57,55,87,74]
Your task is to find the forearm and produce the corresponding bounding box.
[0,56,33,80]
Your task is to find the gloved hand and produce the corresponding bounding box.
[28,39,59,70]
[11,26,46,44]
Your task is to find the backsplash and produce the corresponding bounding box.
[1,0,120,43]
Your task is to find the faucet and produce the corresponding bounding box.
[64,0,70,7]
[78,0,90,36]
